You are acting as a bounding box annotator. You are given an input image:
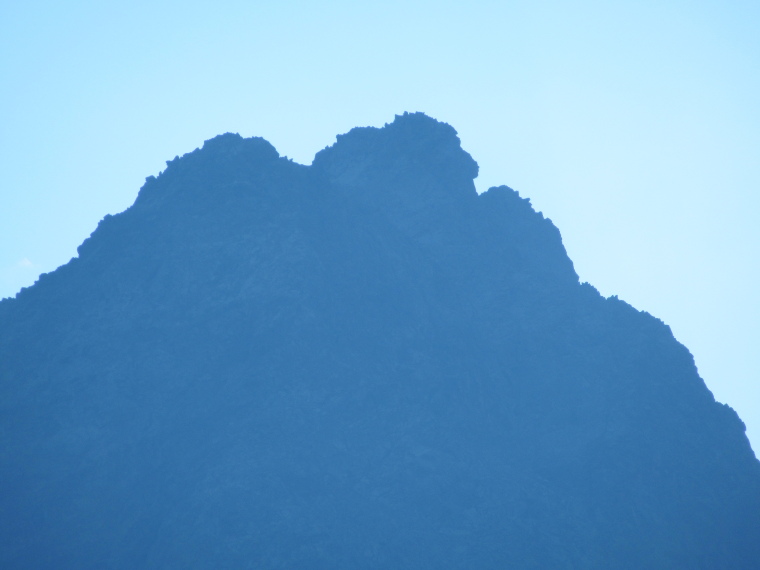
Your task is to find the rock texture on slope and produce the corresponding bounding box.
[1,113,758,569]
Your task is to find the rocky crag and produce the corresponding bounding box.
[1,113,758,568]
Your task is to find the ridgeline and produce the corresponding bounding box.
[1,113,758,568]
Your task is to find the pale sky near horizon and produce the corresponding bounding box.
[2,1,758,453]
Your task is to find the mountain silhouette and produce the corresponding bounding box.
[1,113,758,568]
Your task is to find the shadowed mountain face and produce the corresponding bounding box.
[1,113,758,569]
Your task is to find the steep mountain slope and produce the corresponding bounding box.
[1,113,758,568]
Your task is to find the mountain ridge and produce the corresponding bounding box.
[1,112,758,568]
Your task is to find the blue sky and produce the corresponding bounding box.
[2,1,758,452]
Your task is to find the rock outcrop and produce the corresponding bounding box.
[1,113,758,568]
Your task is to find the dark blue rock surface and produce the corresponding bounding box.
[1,113,758,568]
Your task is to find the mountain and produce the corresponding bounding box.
[1,112,758,569]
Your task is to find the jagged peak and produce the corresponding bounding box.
[131,133,285,210]
[312,112,479,190]
[198,132,279,160]
[165,132,280,172]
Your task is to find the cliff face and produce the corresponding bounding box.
[1,113,758,569]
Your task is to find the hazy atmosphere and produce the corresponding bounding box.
[1,0,758,454]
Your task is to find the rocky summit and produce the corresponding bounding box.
[1,113,758,568]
